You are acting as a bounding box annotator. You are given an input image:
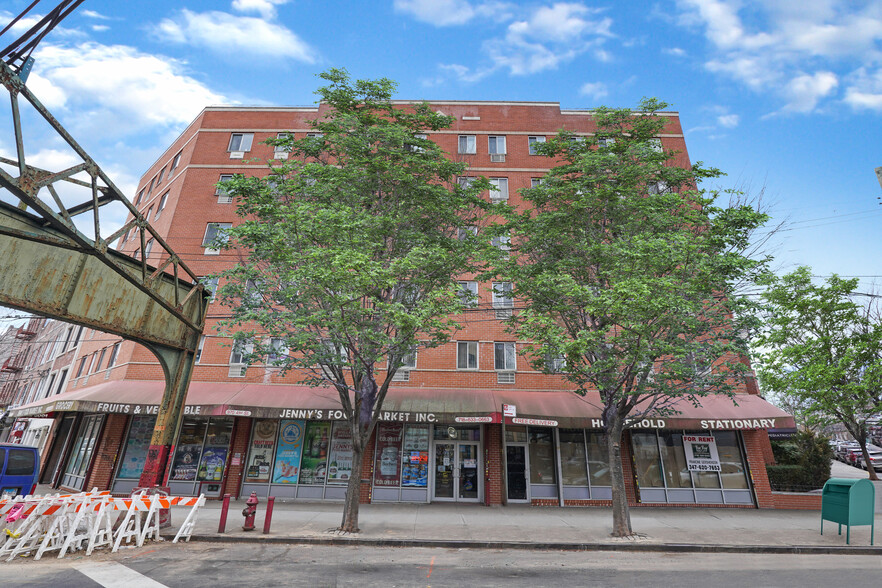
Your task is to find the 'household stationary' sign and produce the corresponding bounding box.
[682,435,721,472]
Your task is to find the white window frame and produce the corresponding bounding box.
[228,133,254,153]
[155,192,169,220]
[491,234,511,252]
[199,276,219,301]
[274,132,292,155]
[216,174,234,203]
[489,178,509,202]
[545,353,566,373]
[457,281,478,307]
[488,135,506,154]
[143,238,154,258]
[267,338,289,366]
[456,341,478,370]
[458,135,476,154]
[492,282,513,308]
[494,342,516,371]
[531,178,544,188]
[528,136,546,155]
[195,335,206,364]
[169,151,182,173]
[202,222,232,254]
[107,342,121,368]
[457,226,478,241]
[229,340,254,377]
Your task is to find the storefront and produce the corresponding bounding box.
[10,381,795,508]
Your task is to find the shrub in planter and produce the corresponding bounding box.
[767,431,832,492]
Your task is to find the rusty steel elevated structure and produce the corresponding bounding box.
[0,1,207,487]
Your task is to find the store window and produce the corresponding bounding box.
[528,427,556,485]
[272,419,306,484]
[559,429,588,485]
[586,432,611,486]
[400,425,429,488]
[115,415,157,482]
[326,422,353,485]
[168,417,232,485]
[374,423,403,488]
[631,431,663,488]
[297,422,331,485]
[715,431,749,490]
[61,414,104,490]
[244,419,279,484]
[658,432,692,489]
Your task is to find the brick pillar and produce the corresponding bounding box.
[359,428,376,504]
[485,424,503,505]
[84,414,128,491]
[757,429,775,464]
[742,429,775,508]
[222,417,252,499]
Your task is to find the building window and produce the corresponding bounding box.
[457,177,475,189]
[494,342,516,370]
[528,136,546,155]
[195,335,206,364]
[458,135,476,154]
[306,132,323,139]
[144,206,153,222]
[155,192,169,220]
[648,181,671,194]
[144,238,154,258]
[228,133,254,153]
[456,341,478,370]
[559,429,589,485]
[133,248,141,260]
[157,166,166,185]
[597,137,615,148]
[457,281,478,307]
[491,234,511,252]
[544,353,566,373]
[489,178,509,202]
[229,340,253,377]
[94,348,107,373]
[531,178,544,188]
[135,188,145,205]
[216,175,234,203]
[202,223,232,254]
[107,342,121,368]
[408,133,427,152]
[267,338,288,365]
[169,150,182,173]
[457,226,478,241]
[488,135,506,154]
[492,282,513,309]
[147,177,156,196]
[200,276,219,301]
[274,132,292,157]
[528,428,556,484]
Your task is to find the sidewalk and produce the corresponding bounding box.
[163,498,881,555]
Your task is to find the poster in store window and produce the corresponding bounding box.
[683,434,722,472]
[373,423,403,487]
[327,423,353,485]
[299,421,331,485]
[117,415,156,479]
[272,420,305,484]
[401,425,428,487]
[245,419,279,483]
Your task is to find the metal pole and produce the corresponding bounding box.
[263,496,275,534]
[218,493,231,533]
[501,404,509,506]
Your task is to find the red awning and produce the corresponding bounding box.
[9,380,795,431]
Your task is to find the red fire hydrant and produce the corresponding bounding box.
[242,492,259,531]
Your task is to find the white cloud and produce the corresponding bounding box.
[716,113,739,127]
[664,47,687,57]
[231,0,291,20]
[393,0,511,26]
[154,10,316,62]
[81,10,110,20]
[579,81,608,100]
[91,25,109,32]
[782,71,839,112]
[843,67,882,111]
[28,42,228,135]
[674,0,882,114]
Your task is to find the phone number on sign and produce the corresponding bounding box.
[690,464,722,472]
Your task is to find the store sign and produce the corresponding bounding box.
[683,435,722,472]
[699,418,777,430]
[512,418,558,427]
[502,404,516,417]
[225,409,252,417]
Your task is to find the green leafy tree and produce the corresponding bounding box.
[754,267,882,481]
[216,69,492,532]
[495,98,768,537]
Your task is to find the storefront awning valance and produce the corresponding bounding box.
[8,381,795,431]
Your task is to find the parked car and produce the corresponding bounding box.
[859,451,882,471]
[836,443,860,461]
[0,443,39,499]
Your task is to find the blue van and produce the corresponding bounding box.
[0,443,39,499]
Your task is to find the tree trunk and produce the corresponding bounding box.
[606,421,633,537]
[858,442,878,481]
[340,443,364,532]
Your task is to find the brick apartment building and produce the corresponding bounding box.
[8,101,800,509]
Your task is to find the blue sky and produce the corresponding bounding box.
[2,0,882,292]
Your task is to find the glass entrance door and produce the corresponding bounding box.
[432,441,481,502]
[506,445,529,501]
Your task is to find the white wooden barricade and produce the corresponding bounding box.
[172,495,206,543]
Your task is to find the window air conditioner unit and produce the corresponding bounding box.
[229,151,245,159]
[490,154,506,163]
[274,152,289,160]
[497,371,515,384]
[217,194,234,204]
[392,370,410,382]
[496,309,513,320]
[228,364,247,378]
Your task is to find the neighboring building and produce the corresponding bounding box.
[9,102,797,508]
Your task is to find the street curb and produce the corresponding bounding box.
[163,534,882,556]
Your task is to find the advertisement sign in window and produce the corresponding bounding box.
[327,422,353,485]
[117,415,156,479]
[683,434,722,472]
[170,419,207,481]
[272,420,305,484]
[373,423,403,487]
[299,421,331,485]
[245,419,278,483]
[401,425,428,487]
[197,419,232,482]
